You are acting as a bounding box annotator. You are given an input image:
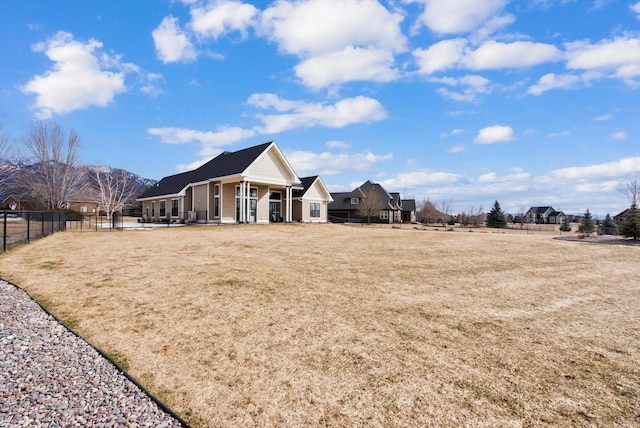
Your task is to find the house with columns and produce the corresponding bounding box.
[137,141,332,224]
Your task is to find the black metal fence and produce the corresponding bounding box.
[1,210,67,253]
[66,212,124,231]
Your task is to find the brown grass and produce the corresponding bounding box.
[1,224,639,427]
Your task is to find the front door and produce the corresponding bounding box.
[269,201,281,222]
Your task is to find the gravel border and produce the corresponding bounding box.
[0,279,190,427]
[553,234,640,246]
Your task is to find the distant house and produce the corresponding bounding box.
[2,191,99,213]
[525,206,566,224]
[401,199,417,223]
[328,180,415,223]
[137,141,332,224]
[614,208,631,224]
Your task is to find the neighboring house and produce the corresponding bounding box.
[66,201,100,214]
[525,206,566,224]
[137,141,332,224]
[328,180,412,224]
[614,208,630,224]
[3,193,40,211]
[293,176,333,223]
[401,199,417,223]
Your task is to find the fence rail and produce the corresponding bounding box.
[1,210,67,253]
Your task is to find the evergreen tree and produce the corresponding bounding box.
[578,209,595,237]
[485,200,507,228]
[619,204,640,240]
[600,213,617,235]
[559,216,571,232]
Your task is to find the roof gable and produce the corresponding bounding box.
[244,143,300,185]
[294,176,333,201]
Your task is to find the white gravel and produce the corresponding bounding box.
[0,280,186,427]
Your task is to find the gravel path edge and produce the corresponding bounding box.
[1,277,192,428]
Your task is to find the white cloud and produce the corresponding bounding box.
[152,16,197,63]
[414,39,560,75]
[147,125,256,157]
[547,131,570,138]
[462,40,561,69]
[286,150,393,176]
[543,157,640,180]
[479,172,497,183]
[294,46,398,89]
[325,140,350,149]
[441,128,465,137]
[432,75,491,102]
[565,36,640,87]
[574,180,620,194]
[413,0,510,35]
[632,2,640,18]
[527,72,584,95]
[474,125,515,144]
[379,169,466,190]
[593,113,613,121]
[176,157,215,172]
[258,0,406,89]
[248,94,387,134]
[259,0,406,56]
[446,145,465,153]
[190,1,258,39]
[21,31,128,119]
[610,130,627,140]
[478,171,530,183]
[413,39,467,74]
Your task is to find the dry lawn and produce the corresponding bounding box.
[1,224,639,427]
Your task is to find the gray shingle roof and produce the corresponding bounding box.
[139,142,273,199]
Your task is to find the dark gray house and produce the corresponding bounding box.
[328,180,415,223]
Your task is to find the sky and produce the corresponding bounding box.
[1,0,639,216]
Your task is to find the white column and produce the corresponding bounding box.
[246,181,251,223]
[206,182,210,222]
[286,186,292,222]
[238,182,243,223]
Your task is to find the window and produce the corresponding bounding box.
[151,202,155,217]
[350,198,359,205]
[213,184,220,218]
[310,202,320,218]
[159,200,166,217]
[380,210,389,220]
[269,191,281,201]
[171,199,179,217]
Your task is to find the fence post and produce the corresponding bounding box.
[27,212,30,242]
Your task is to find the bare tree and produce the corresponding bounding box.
[357,185,384,224]
[619,177,639,207]
[517,204,527,229]
[0,120,14,199]
[439,198,452,225]
[418,198,439,225]
[463,205,485,227]
[90,167,138,219]
[23,121,86,210]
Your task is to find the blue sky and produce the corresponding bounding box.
[1,0,639,216]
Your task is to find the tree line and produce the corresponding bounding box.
[0,121,141,218]
[415,182,640,240]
